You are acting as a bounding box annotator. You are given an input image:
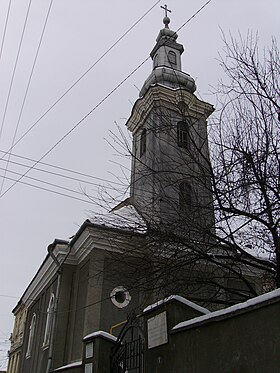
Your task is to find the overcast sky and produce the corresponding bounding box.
[0,0,279,368]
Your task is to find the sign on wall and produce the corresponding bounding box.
[147,311,168,349]
[85,363,93,373]
[85,342,94,359]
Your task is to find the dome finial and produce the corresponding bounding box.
[160,4,171,28]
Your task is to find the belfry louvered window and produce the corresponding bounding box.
[179,181,192,211]
[177,121,190,149]
[140,128,147,157]
[168,50,176,65]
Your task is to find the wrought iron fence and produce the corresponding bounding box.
[111,335,144,373]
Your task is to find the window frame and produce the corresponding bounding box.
[177,121,190,149]
[42,293,55,348]
[26,313,36,358]
[140,128,147,157]
[168,50,177,66]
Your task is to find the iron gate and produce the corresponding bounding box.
[110,318,145,373]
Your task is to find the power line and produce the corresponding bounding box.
[0,0,33,141]
[0,56,150,200]
[0,165,98,198]
[0,149,127,187]
[0,0,12,63]
[0,294,18,299]
[176,0,213,34]
[0,0,54,195]
[0,0,161,162]
[0,0,213,201]
[0,174,97,205]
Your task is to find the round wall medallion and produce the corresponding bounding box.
[110,286,131,308]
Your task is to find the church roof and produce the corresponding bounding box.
[90,204,147,234]
[139,10,196,97]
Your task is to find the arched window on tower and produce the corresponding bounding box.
[26,313,36,358]
[42,293,55,348]
[179,181,192,211]
[177,121,190,149]
[154,53,159,68]
[140,128,147,157]
[168,50,176,66]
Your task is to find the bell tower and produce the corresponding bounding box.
[126,12,215,236]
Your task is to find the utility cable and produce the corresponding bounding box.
[0,174,97,205]
[176,0,212,34]
[0,0,213,201]
[0,56,150,200]
[0,165,98,199]
[0,150,177,199]
[0,0,33,141]
[0,0,161,162]
[0,0,54,195]
[0,0,12,63]
[0,149,127,187]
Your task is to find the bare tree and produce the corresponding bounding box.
[210,32,279,286]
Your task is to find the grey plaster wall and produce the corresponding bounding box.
[21,279,58,373]
[69,260,89,362]
[53,264,76,369]
[99,255,142,334]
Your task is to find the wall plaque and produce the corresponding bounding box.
[85,342,94,358]
[147,311,168,349]
[85,363,92,373]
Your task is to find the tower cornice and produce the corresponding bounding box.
[126,84,214,134]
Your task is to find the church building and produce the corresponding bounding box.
[7,10,259,373]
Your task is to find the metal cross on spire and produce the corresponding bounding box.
[160,4,171,18]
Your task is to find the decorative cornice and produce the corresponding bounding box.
[126,84,214,134]
[20,225,135,308]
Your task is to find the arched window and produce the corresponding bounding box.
[168,50,176,66]
[154,53,159,68]
[179,181,192,211]
[177,121,189,149]
[140,128,146,157]
[26,313,36,358]
[42,293,55,348]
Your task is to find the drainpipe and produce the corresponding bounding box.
[46,242,71,373]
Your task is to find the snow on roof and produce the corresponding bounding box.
[90,205,147,233]
[52,361,82,371]
[173,288,280,332]
[143,295,210,315]
[83,331,117,343]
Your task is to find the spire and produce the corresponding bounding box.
[139,6,196,97]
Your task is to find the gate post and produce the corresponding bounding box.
[82,331,117,373]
